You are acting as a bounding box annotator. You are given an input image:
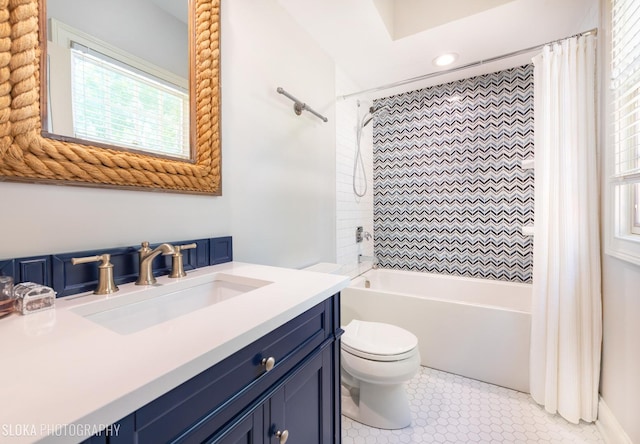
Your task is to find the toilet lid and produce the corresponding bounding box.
[342,320,418,360]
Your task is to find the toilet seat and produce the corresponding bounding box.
[342,320,418,362]
[342,343,417,361]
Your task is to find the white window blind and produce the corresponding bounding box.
[70,46,190,159]
[606,0,640,263]
[611,0,640,182]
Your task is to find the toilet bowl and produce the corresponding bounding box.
[341,319,420,429]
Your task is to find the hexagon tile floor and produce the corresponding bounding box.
[342,366,604,444]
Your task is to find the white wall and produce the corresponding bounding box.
[335,68,374,277]
[0,0,336,269]
[600,258,640,443]
[221,0,336,268]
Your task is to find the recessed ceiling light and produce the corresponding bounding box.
[433,52,458,67]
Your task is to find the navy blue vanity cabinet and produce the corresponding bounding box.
[207,407,263,444]
[100,294,341,444]
[80,436,106,444]
[264,344,334,443]
[209,344,332,444]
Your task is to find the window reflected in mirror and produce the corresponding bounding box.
[44,0,191,160]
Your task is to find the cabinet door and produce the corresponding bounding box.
[266,346,333,444]
[79,436,106,444]
[207,406,264,444]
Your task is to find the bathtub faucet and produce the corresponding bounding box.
[358,254,379,268]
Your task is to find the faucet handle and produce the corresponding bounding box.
[71,254,119,295]
[169,243,197,278]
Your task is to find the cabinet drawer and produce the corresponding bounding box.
[133,296,336,443]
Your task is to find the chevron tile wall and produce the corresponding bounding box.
[373,65,534,283]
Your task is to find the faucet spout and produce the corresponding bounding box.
[136,242,175,285]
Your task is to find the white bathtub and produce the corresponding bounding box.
[341,269,532,393]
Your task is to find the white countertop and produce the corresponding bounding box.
[0,262,349,444]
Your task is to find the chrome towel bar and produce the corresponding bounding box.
[276,87,328,122]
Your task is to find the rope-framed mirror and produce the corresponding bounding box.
[0,0,221,195]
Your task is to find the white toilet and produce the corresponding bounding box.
[341,319,420,429]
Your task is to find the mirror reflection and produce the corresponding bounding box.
[44,0,191,160]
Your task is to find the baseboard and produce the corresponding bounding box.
[596,397,633,444]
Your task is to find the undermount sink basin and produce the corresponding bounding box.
[71,273,272,335]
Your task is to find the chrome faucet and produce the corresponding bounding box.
[136,242,176,285]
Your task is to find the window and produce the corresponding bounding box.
[607,0,640,263]
[70,45,189,159]
[48,20,190,159]
[633,182,640,234]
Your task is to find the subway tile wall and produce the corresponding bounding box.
[336,69,374,278]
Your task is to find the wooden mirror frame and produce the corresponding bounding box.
[0,0,221,195]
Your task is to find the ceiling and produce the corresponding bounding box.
[278,0,598,99]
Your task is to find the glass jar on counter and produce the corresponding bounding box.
[14,282,56,315]
[0,276,15,318]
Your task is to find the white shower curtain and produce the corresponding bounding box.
[530,34,601,424]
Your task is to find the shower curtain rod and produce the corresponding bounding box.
[339,28,598,100]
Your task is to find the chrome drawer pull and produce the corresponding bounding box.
[275,429,289,443]
[261,356,276,372]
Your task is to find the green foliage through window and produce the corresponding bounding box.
[71,49,189,159]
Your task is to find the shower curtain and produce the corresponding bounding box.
[530,34,601,424]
